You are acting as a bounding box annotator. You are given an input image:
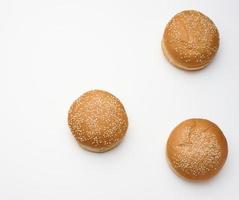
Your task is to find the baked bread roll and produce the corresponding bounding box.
[162,10,220,70]
[68,90,128,152]
[167,118,228,180]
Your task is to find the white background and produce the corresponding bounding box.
[0,0,238,199]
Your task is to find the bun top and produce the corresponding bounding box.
[167,118,228,180]
[68,90,128,152]
[163,10,219,69]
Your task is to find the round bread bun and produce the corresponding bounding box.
[167,118,228,180]
[162,10,220,70]
[68,90,128,152]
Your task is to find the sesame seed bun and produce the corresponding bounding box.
[68,90,128,152]
[162,10,220,71]
[167,118,228,181]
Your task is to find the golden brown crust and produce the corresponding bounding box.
[167,118,228,180]
[79,140,122,153]
[163,10,219,70]
[68,90,128,152]
[162,39,208,71]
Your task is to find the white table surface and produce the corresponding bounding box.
[0,0,238,199]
